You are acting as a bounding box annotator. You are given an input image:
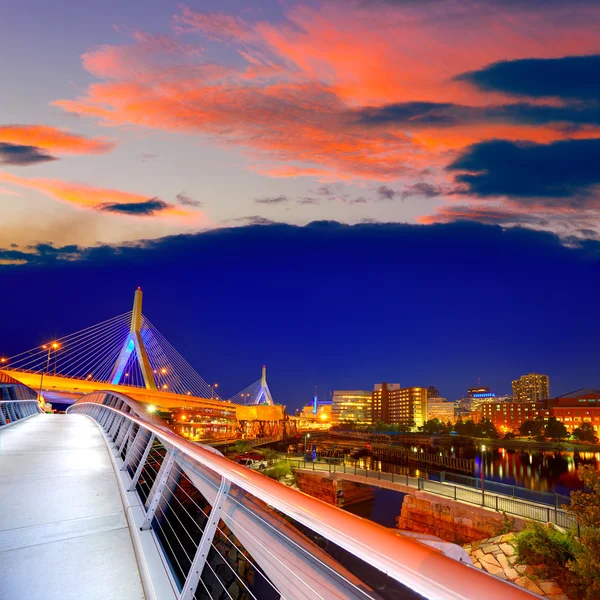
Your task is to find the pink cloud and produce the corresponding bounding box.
[0,125,115,155]
[53,2,600,184]
[0,170,197,220]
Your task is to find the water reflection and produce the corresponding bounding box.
[475,447,599,496]
[309,440,600,496]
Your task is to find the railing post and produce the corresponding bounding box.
[118,421,134,455]
[454,486,457,500]
[128,433,156,491]
[179,477,231,600]
[495,495,499,511]
[141,448,177,530]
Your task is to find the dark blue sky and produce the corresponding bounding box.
[1,221,599,411]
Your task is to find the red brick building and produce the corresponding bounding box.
[481,388,600,434]
[481,401,547,433]
[546,388,600,434]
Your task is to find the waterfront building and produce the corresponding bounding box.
[512,373,550,402]
[481,401,547,432]
[427,397,455,423]
[373,383,428,428]
[331,390,372,426]
[299,399,332,421]
[546,388,600,434]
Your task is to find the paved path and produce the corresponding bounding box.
[0,414,145,600]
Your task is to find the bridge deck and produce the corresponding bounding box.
[0,414,145,600]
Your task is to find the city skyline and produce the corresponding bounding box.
[2,220,599,411]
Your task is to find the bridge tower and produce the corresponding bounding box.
[259,364,274,405]
[109,288,157,389]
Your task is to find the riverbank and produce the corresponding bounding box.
[479,437,600,452]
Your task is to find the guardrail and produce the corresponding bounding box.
[282,458,577,531]
[0,399,42,427]
[433,471,571,509]
[67,393,536,600]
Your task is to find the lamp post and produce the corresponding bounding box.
[304,432,311,455]
[210,383,219,399]
[38,342,58,402]
[240,392,250,404]
[480,444,486,500]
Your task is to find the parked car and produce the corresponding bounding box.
[236,457,268,470]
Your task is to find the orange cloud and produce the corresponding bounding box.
[0,171,193,219]
[0,125,115,155]
[53,3,600,183]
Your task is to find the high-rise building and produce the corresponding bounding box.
[427,397,455,423]
[512,373,550,402]
[372,383,428,428]
[331,390,372,426]
[372,382,401,423]
[468,386,492,398]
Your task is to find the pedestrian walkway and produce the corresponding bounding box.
[0,413,145,600]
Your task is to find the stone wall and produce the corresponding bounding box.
[397,491,524,543]
[295,471,374,507]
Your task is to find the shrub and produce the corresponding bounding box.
[260,448,278,465]
[231,440,252,453]
[568,529,600,600]
[515,522,577,580]
[265,461,294,482]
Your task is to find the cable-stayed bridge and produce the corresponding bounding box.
[1,288,291,440]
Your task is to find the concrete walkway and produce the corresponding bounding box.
[0,414,145,600]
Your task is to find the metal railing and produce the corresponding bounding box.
[432,471,571,509]
[282,457,578,530]
[0,399,42,427]
[67,392,536,600]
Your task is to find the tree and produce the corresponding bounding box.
[545,416,569,441]
[421,419,444,434]
[572,422,598,443]
[567,466,600,600]
[476,418,499,439]
[519,419,543,438]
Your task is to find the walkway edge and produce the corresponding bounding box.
[85,414,178,600]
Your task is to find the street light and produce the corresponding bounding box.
[480,444,487,498]
[210,383,219,399]
[240,392,250,404]
[304,432,311,455]
[38,342,59,402]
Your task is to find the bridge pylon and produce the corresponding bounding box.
[109,288,157,389]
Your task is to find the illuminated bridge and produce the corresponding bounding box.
[1,288,295,441]
[0,292,537,599]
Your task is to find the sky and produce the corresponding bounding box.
[1,0,600,409]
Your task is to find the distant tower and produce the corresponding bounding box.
[312,385,318,414]
[109,288,157,389]
[258,365,274,405]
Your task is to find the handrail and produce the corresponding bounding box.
[0,399,42,427]
[68,399,536,600]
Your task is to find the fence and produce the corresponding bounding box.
[282,457,578,531]
[431,471,571,509]
[65,393,537,600]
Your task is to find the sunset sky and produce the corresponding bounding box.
[2,1,600,406]
[2,0,600,253]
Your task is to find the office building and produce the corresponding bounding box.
[331,390,372,426]
[427,397,455,423]
[512,373,549,402]
[373,383,428,428]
